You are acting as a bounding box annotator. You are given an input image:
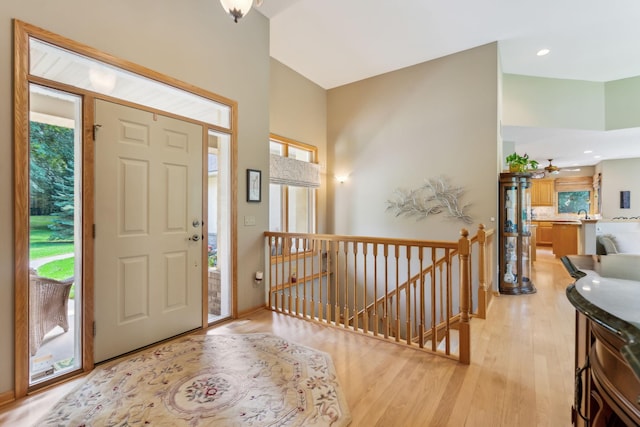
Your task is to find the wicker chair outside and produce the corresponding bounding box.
[29,269,74,356]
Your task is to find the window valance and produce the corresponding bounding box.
[269,154,320,188]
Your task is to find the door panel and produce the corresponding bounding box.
[94,100,203,363]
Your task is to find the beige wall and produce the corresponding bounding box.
[600,158,640,218]
[0,0,269,395]
[326,43,500,241]
[269,58,328,232]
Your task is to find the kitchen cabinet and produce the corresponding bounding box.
[498,173,535,295]
[531,179,554,206]
[533,221,553,246]
[552,223,579,258]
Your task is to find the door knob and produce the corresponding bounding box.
[188,234,201,242]
[192,220,201,228]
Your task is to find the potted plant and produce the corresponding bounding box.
[505,153,539,173]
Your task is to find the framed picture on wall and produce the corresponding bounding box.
[247,169,261,202]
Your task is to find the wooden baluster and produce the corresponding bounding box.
[308,238,314,319]
[326,240,333,324]
[268,236,273,309]
[373,243,379,336]
[418,247,425,348]
[394,245,400,342]
[440,262,445,324]
[458,228,471,364]
[274,237,278,312]
[291,238,296,316]
[467,236,473,317]
[293,238,304,316]
[477,224,487,319]
[334,240,340,325]
[275,237,280,312]
[362,242,368,334]
[276,238,280,312]
[286,237,292,313]
[383,244,389,339]
[273,237,278,312]
[431,248,437,352]
[412,265,417,342]
[352,241,358,331]
[447,250,453,354]
[343,241,349,328]
[318,240,324,322]
[294,238,300,316]
[406,246,412,345]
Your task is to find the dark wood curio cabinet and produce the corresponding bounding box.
[499,173,536,294]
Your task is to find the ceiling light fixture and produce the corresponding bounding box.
[583,150,593,154]
[536,48,550,56]
[220,0,262,23]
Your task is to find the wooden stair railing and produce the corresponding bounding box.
[350,249,452,346]
[264,225,494,364]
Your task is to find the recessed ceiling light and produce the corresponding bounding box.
[537,48,550,56]
[583,150,593,154]
[594,155,602,159]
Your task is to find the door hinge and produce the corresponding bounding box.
[93,124,102,140]
[93,321,96,337]
[92,224,96,238]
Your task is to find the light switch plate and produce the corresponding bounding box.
[244,215,256,226]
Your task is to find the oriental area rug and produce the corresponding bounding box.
[36,334,351,426]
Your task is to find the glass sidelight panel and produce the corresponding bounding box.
[28,84,82,385]
[206,130,231,324]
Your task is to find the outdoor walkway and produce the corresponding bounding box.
[29,253,74,269]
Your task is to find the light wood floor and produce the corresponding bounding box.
[0,248,576,426]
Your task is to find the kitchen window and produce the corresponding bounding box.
[558,190,590,214]
[554,176,594,215]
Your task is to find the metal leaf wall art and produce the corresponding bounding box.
[386,176,473,224]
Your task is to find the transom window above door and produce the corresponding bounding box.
[29,38,231,127]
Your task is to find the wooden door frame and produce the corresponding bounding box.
[13,19,238,398]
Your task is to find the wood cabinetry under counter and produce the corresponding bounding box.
[552,222,580,258]
[532,221,553,246]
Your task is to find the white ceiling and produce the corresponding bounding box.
[255,0,640,169]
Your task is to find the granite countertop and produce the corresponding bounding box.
[566,272,640,382]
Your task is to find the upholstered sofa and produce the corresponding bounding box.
[595,221,640,281]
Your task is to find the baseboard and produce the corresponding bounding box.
[0,389,15,407]
[237,304,268,318]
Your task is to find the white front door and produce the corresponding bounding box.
[94,100,203,362]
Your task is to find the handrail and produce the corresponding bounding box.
[264,225,494,364]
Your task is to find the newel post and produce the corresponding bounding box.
[458,228,471,364]
[477,224,488,319]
